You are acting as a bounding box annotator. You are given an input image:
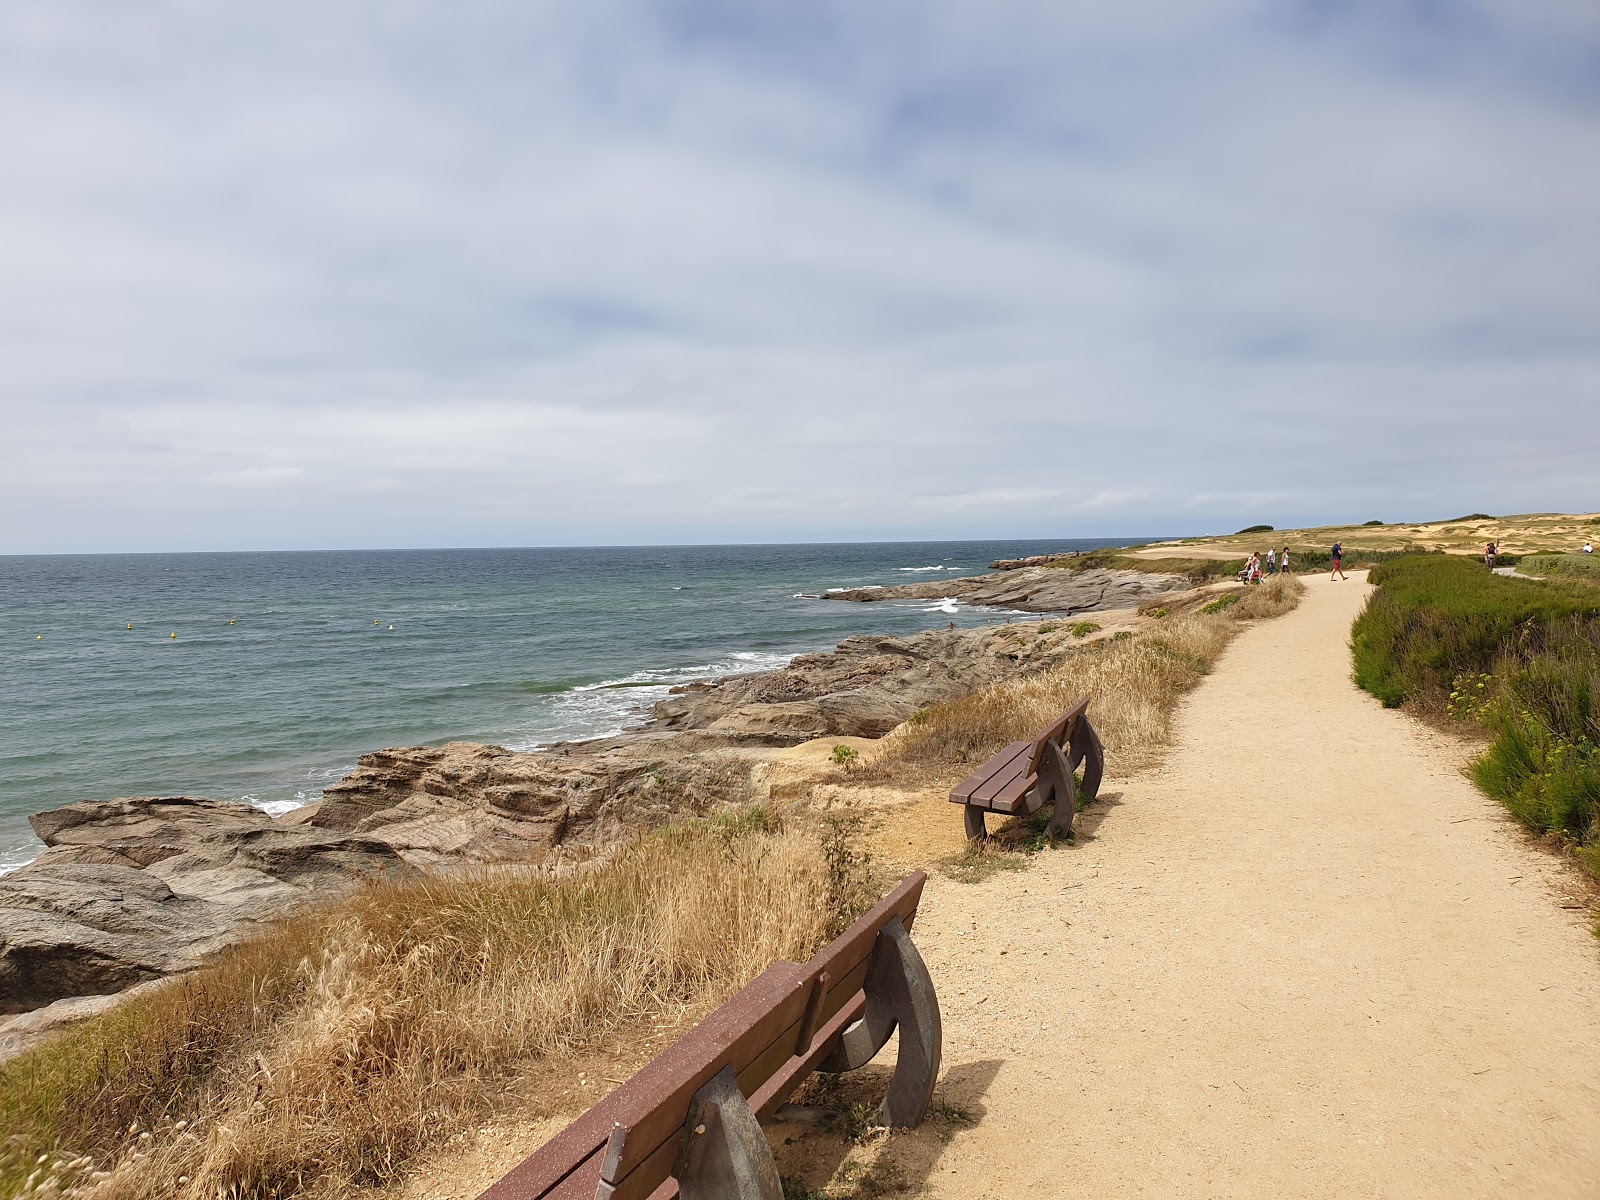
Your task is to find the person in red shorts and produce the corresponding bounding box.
[1331,541,1346,580]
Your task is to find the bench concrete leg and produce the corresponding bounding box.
[1069,715,1104,802]
[818,916,943,1128]
[963,803,987,842]
[1038,739,1078,839]
[672,1063,783,1200]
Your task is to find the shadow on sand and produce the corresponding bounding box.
[769,1057,1005,1198]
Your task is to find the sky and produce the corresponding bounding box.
[1,1,1597,553]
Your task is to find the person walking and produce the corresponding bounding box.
[1485,541,1497,570]
[1281,546,1291,575]
[1331,541,1346,580]
[1265,547,1278,575]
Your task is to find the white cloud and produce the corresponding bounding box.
[1,1,1597,551]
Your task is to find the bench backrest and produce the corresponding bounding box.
[1024,696,1090,776]
[480,871,927,1200]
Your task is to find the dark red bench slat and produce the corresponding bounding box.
[969,750,1034,807]
[989,770,1040,815]
[949,741,1029,803]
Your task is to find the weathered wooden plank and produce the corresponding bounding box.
[949,741,1029,802]
[990,771,1039,816]
[595,965,813,1190]
[805,870,925,985]
[1025,699,1089,774]
[969,751,1033,806]
[752,989,868,1120]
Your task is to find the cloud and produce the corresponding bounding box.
[1,1,1597,551]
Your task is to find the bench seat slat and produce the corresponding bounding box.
[969,752,1034,807]
[989,771,1039,816]
[948,742,1029,803]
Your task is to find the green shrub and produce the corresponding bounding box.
[1236,524,1274,534]
[1069,621,1102,638]
[1352,554,1600,878]
[1363,519,1385,526]
[1200,593,1241,615]
[829,744,859,767]
[1352,555,1600,710]
[1521,554,1600,580]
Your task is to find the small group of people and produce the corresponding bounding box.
[1239,546,1292,584]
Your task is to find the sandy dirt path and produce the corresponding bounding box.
[840,571,1600,1199]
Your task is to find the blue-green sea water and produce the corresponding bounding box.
[0,539,1151,871]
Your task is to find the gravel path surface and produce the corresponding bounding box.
[902,571,1600,1198]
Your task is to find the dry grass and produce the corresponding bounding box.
[872,573,1303,782]
[1,809,862,1200]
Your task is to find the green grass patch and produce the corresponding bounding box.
[1200,593,1241,615]
[1069,621,1102,638]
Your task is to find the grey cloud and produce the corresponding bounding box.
[1,1,1597,552]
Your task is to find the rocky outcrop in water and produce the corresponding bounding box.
[824,565,1184,613]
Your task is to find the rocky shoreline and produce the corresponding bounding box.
[823,563,1185,612]
[0,565,1180,1052]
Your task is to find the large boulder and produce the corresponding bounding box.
[311,743,616,867]
[2,799,418,1013]
[0,862,234,1014]
[29,796,273,867]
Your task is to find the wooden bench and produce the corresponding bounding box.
[478,871,940,1200]
[949,696,1103,841]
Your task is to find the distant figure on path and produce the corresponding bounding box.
[1484,541,1497,569]
[1281,546,1291,574]
[1586,541,1594,555]
[1265,547,1277,575]
[1331,542,1346,580]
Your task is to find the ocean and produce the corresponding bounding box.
[0,539,1152,871]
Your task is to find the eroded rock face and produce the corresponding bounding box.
[650,624,1090,744]
[1,799,416,1013]
[0,862,234,1014]
[823,566,1184,614]
[311,743,612,867]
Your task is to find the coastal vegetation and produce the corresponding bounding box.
[1520,553,1600,582]
[1351,555,1600,879]
[0,812,871,1200]
[875,573,1303,786]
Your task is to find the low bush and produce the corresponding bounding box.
[1521,554,1600,581]
[1351,554,1600,878]
[1235,524,1274,534]
[1069,621,1102,638]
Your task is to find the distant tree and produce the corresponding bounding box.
[1235,524,1274,535]
[1363,519,1385,526]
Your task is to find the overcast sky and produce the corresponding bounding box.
[2,2,1596,553]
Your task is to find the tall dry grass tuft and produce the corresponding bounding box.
[874,574,1302,781]
[2,810,857,1200]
